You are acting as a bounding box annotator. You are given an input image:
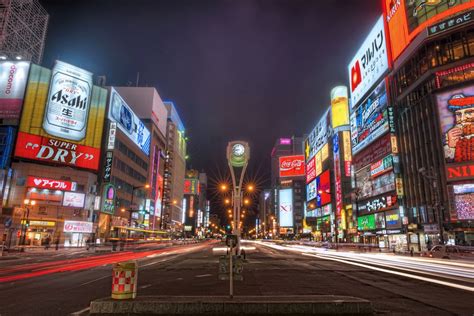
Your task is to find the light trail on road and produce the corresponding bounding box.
[0,242,211,283]
[257,241,474,292]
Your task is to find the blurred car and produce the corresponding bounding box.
[422,245,465,259]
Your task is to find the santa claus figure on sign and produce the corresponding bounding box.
[445,94,474,163]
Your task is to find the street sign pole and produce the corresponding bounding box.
[229,241,233,299]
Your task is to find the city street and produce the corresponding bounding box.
[0,241,472,315]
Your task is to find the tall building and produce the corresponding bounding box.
[270,137,306,237]
[383,0,474,248]
[2,61,107,247]
[0,0,49,63]
[162,101,187,231]
[113,87,168,231]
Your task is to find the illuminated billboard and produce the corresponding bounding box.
[348,16,389,107]
[436,84,474,166]
[184,178,199,195]
[0,61,30,119]
[279,188,293,227]
[453,184,474,220]
[316,169,331,207]
[350,80,389,154]
[279,155,305,178]
[383,0,473,62]
[62,192,86,208]
[358,214,376,230]
[331,86,350,129]
[306,156,316,184]
[26,176,76,191]
[14,62,107,171]
[307,179,317,201]
[304,108,331,162]
[0,126,15,168]
[109,87,151,156]
[356,165,396,200]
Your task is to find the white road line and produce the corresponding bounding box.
[70,306,90,316]
[78,275,110,287]
[195,274,212,278]
[302,253,474,292]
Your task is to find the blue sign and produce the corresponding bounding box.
[0,126,15,169]
[4,217,12,228]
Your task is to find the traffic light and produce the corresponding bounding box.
[25,221,30,228]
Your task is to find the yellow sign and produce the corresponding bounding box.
[321,143,329,162]
[343,131,352,162]
[22,220,55,227]
[315,150,322,177]
[330,86,350,129]
[391,135,399,154]
[396,177,404,197]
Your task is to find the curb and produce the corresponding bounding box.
[90,295,373,315]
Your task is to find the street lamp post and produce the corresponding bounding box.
[20,199,36,249]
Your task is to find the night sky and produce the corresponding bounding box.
[39,0,381,218]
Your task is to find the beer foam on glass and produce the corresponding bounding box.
[42,61,93,141]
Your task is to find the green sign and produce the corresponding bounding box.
[358,214,375,231]
[101,183,116,215]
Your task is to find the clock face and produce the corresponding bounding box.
[232,144,245,157]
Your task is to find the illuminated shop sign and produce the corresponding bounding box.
[452,183,474,221]
[306,204,332,218]
[436,62,474,88]
[108,87,151,156]
[101,183,116,215]
[307,179,317,202]
[304,108,331,162]
[355,165,395,200]
[331,86,350,129]
[385,209,402,229]
[0,126,15,168]
[370,155,393,178]
[103,151,113,182]
[350,80,390,155]
[352,133,392,172]
[333,133,342,217]
[64,220,93,233]
[184,178,199,195]
[0,61,30,119]
[428,9,473,36]
[358,214,376,231]
[348,16,389,107]
[375,212,385,229]
[342,131,352,176]
[358,194,398,215]
[306,156,316,184]
[14,62,107,171]
[446,162,474,181]
[26,176,76,191]
[62,191,85,208]
[383,0,473,62]
[316,170,331,207]
[279,188,293,227]
[279,155,305,178]
[436,84,474,171]
[279,138,292,145]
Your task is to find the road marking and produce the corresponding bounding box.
[195,274,212,278]
[140,284,152,289]
[302,253,474,292]
[70,306,90,316]
[78,275,110,287]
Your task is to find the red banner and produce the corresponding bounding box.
[15,132,100,171]
[446,162,474,182]
[306,157,316,184]
[279,155,305,178]
[26,176,76,191]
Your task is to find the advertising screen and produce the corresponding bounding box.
[306,179,317,202]
[14,62,107,171]
[184,178,199,195]
[0,126,15,168]
[62,191,86,208]
[385,209,402,229]
[0,61,30,119]
[279,155,305,178]
[453,183,474,220]
[436,84,474,166]
[304,108,332,162]
[350,80,389,154]
[358,214,376,230]
[64,220,93,233]
[348,16,389,107]
[331,86,350,129]
[353,133,392,171]
[333,133,343,216]
[279,188,293,227]
[383,0,473,62]
[356,165,396,200]
[370,154,393,178]
[108,87,151,156]
[316,169,331,207]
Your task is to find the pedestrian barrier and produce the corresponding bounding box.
[111,261,138,300]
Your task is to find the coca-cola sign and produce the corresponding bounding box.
[279,155,305,178]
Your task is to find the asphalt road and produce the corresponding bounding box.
[0,241,472,315]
